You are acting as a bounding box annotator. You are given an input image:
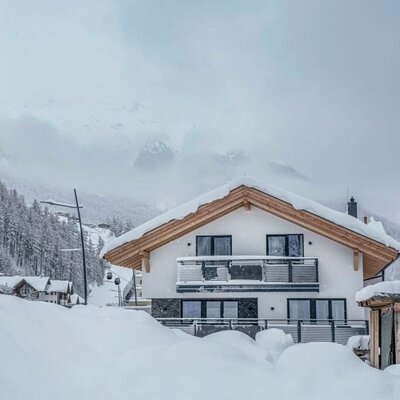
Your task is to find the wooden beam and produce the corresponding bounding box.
[370,310,380,369]
[242,199,251,210]
[140,250,150,272]
[353,250,360,271]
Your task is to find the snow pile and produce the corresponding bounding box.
[1,296,399,400]
[385,364,400,377]
[356,281,400,302]
[347,335,370,351]
[101,176,400,257]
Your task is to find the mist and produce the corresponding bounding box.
[1,1,399,222]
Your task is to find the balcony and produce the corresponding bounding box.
[157,318,368,343]
[176,256,319,293]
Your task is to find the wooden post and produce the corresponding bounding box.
[394,304,400,364]
[140,250,150,272]
[370,310,380,368]
[242,199,251,210]
[353,250,360,271]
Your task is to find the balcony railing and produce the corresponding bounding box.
[157,318,368,344]
[176,256,319,292]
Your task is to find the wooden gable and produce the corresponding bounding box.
[103,185,398,279]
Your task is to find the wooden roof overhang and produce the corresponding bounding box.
[358,295,400,309]
[103,185,399,279]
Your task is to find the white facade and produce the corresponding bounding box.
[142,207,365,320]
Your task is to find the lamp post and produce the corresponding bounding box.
[114,277,121,306]
[40,189,88,305]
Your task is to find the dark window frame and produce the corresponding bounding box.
[196,235,233,256]
[287,298,347,321]
[266,234,304,257]
[181,299,239,318]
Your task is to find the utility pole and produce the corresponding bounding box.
[40,189,88,305]
[74,189,88,305]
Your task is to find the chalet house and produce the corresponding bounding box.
[101,177,400,341]
[0,276,75,306]
[43,280,73,306]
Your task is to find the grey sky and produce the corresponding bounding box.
[0,1,399,221]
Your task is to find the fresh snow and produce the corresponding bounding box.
[1,296,399,400]
[356,280,400,302]
[101,176,400,258]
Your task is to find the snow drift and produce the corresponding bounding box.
[1,296,399,400]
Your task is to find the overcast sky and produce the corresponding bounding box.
[0,1,399,221]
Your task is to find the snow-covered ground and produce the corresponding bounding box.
[1,296,399,400]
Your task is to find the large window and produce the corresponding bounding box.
[196,236,232,256]
[266,234,304,257]
[288,298,346,321]
[182,300,238,318]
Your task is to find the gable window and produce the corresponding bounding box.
[266,234,304,257]
[196,236,232,256]
[288,299,346,321]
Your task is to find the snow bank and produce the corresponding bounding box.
[356,280,400,302]
[1,296,399,400]
[277,343,399,400]
[255,328,294,353]
[385,364,400,377]
[101,176,400,257]
[346,335,370,351]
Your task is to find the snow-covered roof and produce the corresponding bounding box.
[47,280,71,293]
[24,276,50,292]
[0,276,24,290]
[100,176,400,257]
[356,281,400,302]
[0,276,50,292]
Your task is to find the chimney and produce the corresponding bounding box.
[347,196,358,218]
[363,216,368,224]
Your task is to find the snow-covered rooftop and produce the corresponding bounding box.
[0,276,24,290]
[47,280,71,293]
[24,276,50,292]
[356,280,400,302]
[100,176,400,257]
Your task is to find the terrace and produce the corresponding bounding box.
[176,256,319,293]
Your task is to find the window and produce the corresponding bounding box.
[196,236,232,256]
[182,300,239,318]
[267,234,304,257]
[182,301,202,318]
[288,299,346,321]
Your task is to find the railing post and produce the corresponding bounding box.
[297,320,302,343]
[201,261,206,281]
[229,319,233,330]
[315,259,319,283]
[288,260,293,283]
[265,319,268,331]
[330,320,336,342]
[365,319,369,336]
[194,319,198,336]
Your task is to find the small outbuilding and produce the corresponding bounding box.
[356,281,400,369]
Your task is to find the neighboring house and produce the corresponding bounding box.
[0,276,76,307]
[357,281,400,369]
[101,177,400,341]
[43,280,73,306]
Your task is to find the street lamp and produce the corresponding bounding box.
[41,189,88,305]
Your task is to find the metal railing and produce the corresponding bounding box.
[177,256,319,285]
[157,318,368,344]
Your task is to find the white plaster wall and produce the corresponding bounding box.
[142,207,364,319]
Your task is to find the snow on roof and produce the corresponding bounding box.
[0,276,24,290]
[356,280,400,302]
[47,280,71,293]
[100,176,400,257]
[24,276,50,292]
